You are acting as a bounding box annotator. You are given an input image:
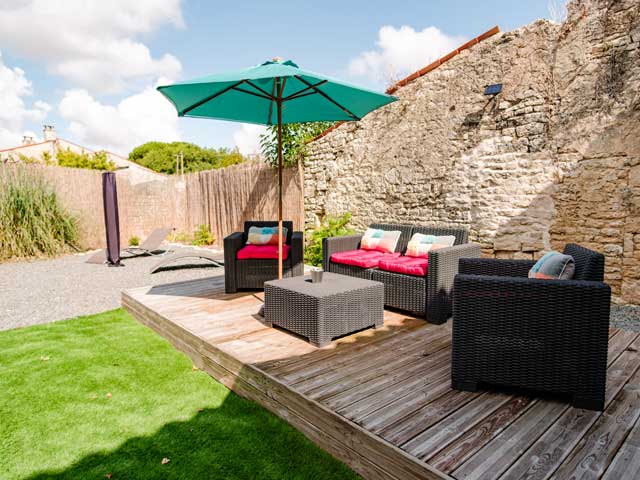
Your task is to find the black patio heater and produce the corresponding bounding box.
[102,171,122,266]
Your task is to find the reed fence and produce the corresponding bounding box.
[1,162,304,249]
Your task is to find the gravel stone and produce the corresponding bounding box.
[610,304,640,332]
[0,247,224,331]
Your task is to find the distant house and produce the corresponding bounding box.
[0,125,163,183]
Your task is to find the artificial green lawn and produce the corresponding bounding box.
[0,309,358,480]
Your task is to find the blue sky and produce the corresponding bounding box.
[0,0,553,156]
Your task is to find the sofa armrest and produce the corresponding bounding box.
[224,232,244,258]
[459,257,536,278]
[425,243,482,323]
[453,274,611,330]
[322,234,363,272]
[224,232,244,266]
[223,232,244,293]
[290,231,304,271]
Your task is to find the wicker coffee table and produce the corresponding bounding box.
[264,272,384,347]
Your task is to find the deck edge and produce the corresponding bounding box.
[122,288,451,480]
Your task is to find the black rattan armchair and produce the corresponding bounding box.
[452,243,611,411]
[224,221,303,293]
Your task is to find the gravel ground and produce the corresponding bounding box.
[2,250,639,332]
[610,304,640,332]
[0,246,225,331]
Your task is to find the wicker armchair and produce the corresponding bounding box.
[224,221,303,293]
[323,224,481,324]
[452,243,611,411]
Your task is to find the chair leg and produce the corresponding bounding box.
[572,394,604,411]
[452,379,479,392]
[310,336,331,348]
[425,307,450,325]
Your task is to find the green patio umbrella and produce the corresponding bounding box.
[157,58,397,278]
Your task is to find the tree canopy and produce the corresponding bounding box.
[260,122,335,168]
[128,142,245,174]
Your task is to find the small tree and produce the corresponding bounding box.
[259,122,334,167]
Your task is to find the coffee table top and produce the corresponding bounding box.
[264,272,382,298]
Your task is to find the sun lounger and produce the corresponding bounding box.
[122,227,174,258]
[149,250,224,273]
[86,227,174,264]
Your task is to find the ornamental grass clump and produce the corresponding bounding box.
[0,166,79,260]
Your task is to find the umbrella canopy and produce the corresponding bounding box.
[157,58,397,278]
[157,59,396,125]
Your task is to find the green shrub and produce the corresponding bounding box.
[129,141,245,174]
[129,235,140,246]
[192,224,215,246]
[0,166,79,260]
[169,230,192,244]
[17,153,39,164]
[304,213,355,267]
[56,148,116,171]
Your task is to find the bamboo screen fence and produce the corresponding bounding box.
[2,162,304,249]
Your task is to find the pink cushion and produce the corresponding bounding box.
[237,244,290,260]
[331,249,400,269]
[378,256,429,276]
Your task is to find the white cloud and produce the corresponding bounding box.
[349,26,467,84]
[58,80,180,154]
[0,52,50,149]
[233,124,266,156]
[0,0,183,94]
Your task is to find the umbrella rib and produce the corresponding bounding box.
[294,75,360,120]
[267,80,277,125]
[284,90,318,101]
[180,80,246,115]
[278,76,287,99]
[283,80,328,101]
[231,86,273,101]
[245,80,276,99]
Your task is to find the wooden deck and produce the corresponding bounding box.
[123,276,640,480]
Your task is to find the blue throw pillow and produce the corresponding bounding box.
[528,251,575,280]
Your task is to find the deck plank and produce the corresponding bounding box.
[602,415,640,479]
[280,325,441,387]
[550,367,640,480]
[428,395,535,473]
[482,331,640,480]
[122,277,639,480]
[376,389,479,444]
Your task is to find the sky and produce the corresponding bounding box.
[0,0,556,157]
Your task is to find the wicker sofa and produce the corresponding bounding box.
[323,223,481,324]
[451,243,610,411]
[224,221,303,293]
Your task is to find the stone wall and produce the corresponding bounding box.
[304,0,640,303]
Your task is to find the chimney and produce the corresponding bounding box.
[22,135,34,146]
[43,125,57,141]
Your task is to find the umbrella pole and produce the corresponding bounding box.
[277,96,283,279]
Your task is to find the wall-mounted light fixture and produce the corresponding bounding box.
[483,83,503,96]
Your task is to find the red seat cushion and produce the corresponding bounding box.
[378,256,429,276]
[331,249,400,269]
[237,244,290,260]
